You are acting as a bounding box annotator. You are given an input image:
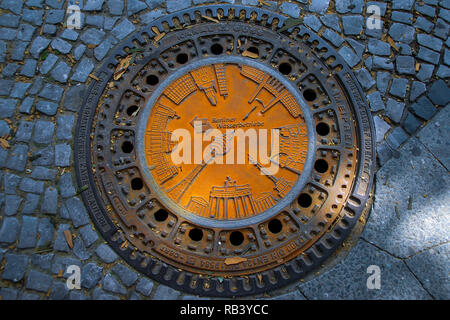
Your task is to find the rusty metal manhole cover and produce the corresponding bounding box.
[75,5,375,297]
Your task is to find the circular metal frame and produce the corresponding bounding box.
[74,4,376,297]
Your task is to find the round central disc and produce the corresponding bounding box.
[144,63,309,221]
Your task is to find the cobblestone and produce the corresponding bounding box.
[136,277,154,296]
[96,243,118,263]
[26,269,53,292]
[2,254,30,282]
[18,216,38,248]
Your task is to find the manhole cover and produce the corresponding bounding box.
[75,5,375,297]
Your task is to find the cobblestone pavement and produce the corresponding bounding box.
[0,0,449,300]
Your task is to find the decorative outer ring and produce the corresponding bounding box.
[74,4,376,297]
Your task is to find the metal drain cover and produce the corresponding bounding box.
[75,5,375,297]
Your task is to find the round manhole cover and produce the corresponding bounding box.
[75,5,376,297]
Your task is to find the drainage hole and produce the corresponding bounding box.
[121,141,134,153]
[131,177,143,190]
[210,43,224,55]
[316,122,330,136]
[297,193,312,208]
[230,231,244,246]
[176,53,189,64]
[303,88,317,101]
[314,159,329,173]
[268,219,282,234]
[247,46,259,56]
[154,209,168,222]
[126,105,139,116]
[146,74,159,86]
[189,228,203,241]
[279,62,292,75]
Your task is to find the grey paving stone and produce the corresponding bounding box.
[0,0,24,14]
[21,292,40,300]
[145,0,165,10]
[4,173,21,194]
[322,28,344,47]
[31,253,54,270]
[415,16,434,33]
[51,256,81,277]
[45,9,64,24]
[406,243,450,300]
[0,79,14,96]
[66,197,90,228]
[104,16,119,30]
[84,0,105,11]
[73,44,86,61]
[416,63,434,82]
[396,56,415,75]
[417,107,450,171]
[54,224,71,252]
[96,243,118,263]
[51,38,72,54]
[0,288,18,300]
[417,46,440,64]
[37,217,54,247]
[108,0,124,15]
[55,143,71,167]
[403,112,422,134]
[363,137,450,258]
[17,23,35,41]
[81,263,104,289]
[36,101,58,116]
[0,98,18,118]
[103,273,127,295]
[94,36,117,60]
[11,41,29,61]
[61,29,79,41]
[2,254,29,282]
[342,15,363,35]
[59,173,75,198]
[50,281,69,300]
[166,0,190,13]
[377,141,394,166]
[299,15,319,32]
[436,65,450,78]
[136,277,154,296]
[368,39,390,56]
[4,194,22,215]
[20,58,37,77]
[391,11,413,24]
[18,216,38,248]
[373,115,390,143]
[127,0,147,15]
[112,263,139,287]
[309,0,329,14]
[80,28,105,45]
[417,34,443,52]
[385,99,405,123]
[269,290,306,300]
[111,18,135,40]
[30,36,50,58]
[0,39,5,62]
[51,61,72,84]
[373,56,393,70]
[86,15,104,28]
[338,46,360,68]
[0,217,20,243]
[6,144,29,172]
[415,2,436,17]
[56,114,75,140]
[367,91,385,112]
[32,146,54,166]
[319,14,341,32]
[41,187,58,214]
[20,97,35,114]
[15,120,34,142]
[388,23,415,44]
[79,225,99,247]
[279,1,300,18]
[428,80,450,106]
[69,291,88,300]
[31,166,57,181]
[28,76,42,94]
[355,68,375,90]
[335,0,363,13]
[43,24,57,35]
[130,291,142,300]
[26,269,53,292]
[410,96,437,120]
[39,83,64,102]
[153,284,180,300]
[64,84,85,111]
[386,126,409,149]
[389,78,408,99]
[20,177,44,194]
[300,241,431,299]
[23,9,44,26]
[40,53,58,75]
[73,236,91,260]
[2,63,19,78]
[22,193,40,214]
[71,57,94,82]
[392,0,414,10]
[33,119,55,144]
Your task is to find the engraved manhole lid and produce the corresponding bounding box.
[75,4,376,297]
